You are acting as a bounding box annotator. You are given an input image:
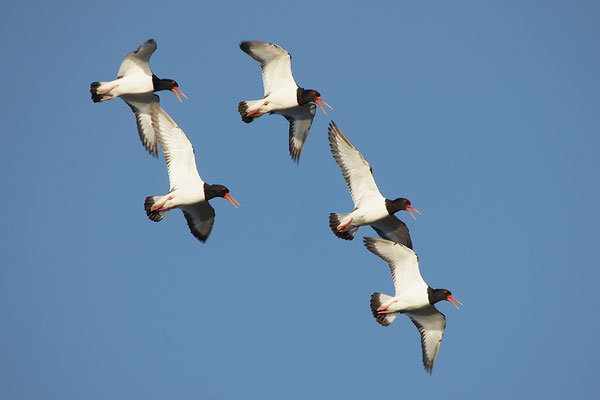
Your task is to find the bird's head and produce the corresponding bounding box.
[429,288,462,309]
[204,184,239,208]
[386,198,421,219]
[299,88,333,115]
[152,75,188,102]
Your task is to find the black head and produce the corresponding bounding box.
[385,198,415,215]
[297,88,321,105]
[152,75,187,101]
[152,74,178,91]
[297,88,332,115]
[203,184,239,207]
[427,288,461,309]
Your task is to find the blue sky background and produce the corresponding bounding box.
[1,1,599,399]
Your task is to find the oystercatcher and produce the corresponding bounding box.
[90,39,187,156]
[328,121,419,246]
[238,41,332,162]
[364,237,461,373]
[144,104,238,242]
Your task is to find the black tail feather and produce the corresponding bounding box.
[90,82,103,103]
[144,196,165,222]
[238,101,255,123]
[329,213,356,240]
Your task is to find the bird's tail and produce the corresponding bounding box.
[238,100,267,123]
[370,293,399,326]
[90,81,115,103]
[144,196,171,222]
[329,213,358,240]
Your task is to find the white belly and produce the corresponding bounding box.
[386,289,430,312]
[264,88,298,111]
[112,75,154,96]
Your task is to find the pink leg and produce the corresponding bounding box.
[246,101,269,117]
[98,84,118,95]
[337,218,354,232]
[151,196,173,212]
[377,299,398,314]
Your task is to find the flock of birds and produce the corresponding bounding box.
[90,39,461,374]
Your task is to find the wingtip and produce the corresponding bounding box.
[239,41,251,53]
[363,236,382,251]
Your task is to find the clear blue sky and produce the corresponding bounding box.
[1,1,599,399]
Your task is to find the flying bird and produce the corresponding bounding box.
[364,237,461,373]
[90,39,187,156]
[238,40,333,162]
[144,104,238,242]
[328,121,420,247]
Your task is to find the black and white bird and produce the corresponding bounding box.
[238,41,333,162]
[364,237,461,373]
[143,104,239,242]
[328,122,420,247]
[90,39,187,156]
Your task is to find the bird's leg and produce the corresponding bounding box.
[377,299,398,314]
[337,218,354,232]
[246,101,269,117]
[151,196,173,212]
[98,84,118,95]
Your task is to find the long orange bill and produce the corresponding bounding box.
[406,205,422,220]
[171,87,188,102]
[224,193,240,208]
[316,97,333,116]
[447,295,463,310]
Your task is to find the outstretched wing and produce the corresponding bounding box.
[273,103,316,163]
[371,215,413,249]
[181,202,216,242]
[240,41,297,97]
[117,39,157,78]
[328,121,382,207]
[150,104,203,190]
[405,306,446,374]
[363,237,426,295]
[120,93,160,157]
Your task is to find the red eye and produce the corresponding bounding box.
[444,290,448,294]
[312,91,316,95]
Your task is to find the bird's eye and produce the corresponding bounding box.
[312,91,316,95]
[444,290,448,294]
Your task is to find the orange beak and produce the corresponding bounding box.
[315,97,333,116]
[171,87,188,102]
[406,205,421,220]
[447,295,462,310]
[224,193,240,208]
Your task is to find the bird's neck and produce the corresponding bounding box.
[152,74,161,90]
[296,87,309,105]
[203,183,216,200]
[427,287,445,305]
[385,199,399,215]
[152,75,170,92]
[203,183,222,200]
